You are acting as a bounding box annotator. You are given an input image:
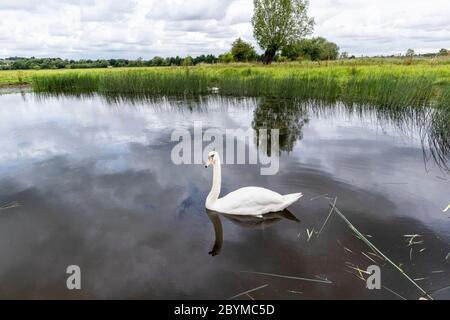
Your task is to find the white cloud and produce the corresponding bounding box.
[147,0,235,21]
[309,0,450,56]
[0,0,448,58]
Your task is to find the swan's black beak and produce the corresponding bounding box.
[204,165,208,168]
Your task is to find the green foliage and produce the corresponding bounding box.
[218,52,235,63]
[405,49,415,58]
[193,55,218,64]
[252,0,314,63]
[438,48,449,56]
[31,65,449,115]
[281,37,339,61]
[231,38,257,62]
[276,56,289,63]
[182,56,193,66]
[340,52,349,59]
[0,55,219,70]
[150,56,165,66]
[404,49,415,65]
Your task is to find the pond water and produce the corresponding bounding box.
[0,92,449,299]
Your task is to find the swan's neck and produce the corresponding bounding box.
[207,159,221,205]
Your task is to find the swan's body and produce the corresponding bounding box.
[205,151,302,217]
[209,187,302,216]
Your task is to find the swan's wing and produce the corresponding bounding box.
[215,187,286,215]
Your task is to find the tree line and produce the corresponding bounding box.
[0,35,340,70]
[0,55,219,70]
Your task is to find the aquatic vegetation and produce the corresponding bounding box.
[240,271,332,284]
[0,201,21,210]
[28,64,449,111]
[313,195,433,300]
[428,88,450,168]
[227,284,269,300]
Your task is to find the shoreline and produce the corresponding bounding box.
[0,83,31,89]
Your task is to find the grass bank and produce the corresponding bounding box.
[1,60,449,109]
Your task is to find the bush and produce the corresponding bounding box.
[182,56,193,66]
[218,52,235,63]
[231,38,257,62]
[281,37,339,61]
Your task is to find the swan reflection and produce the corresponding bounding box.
[206,208,300,256]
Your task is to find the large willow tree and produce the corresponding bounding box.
[252,0,314,64]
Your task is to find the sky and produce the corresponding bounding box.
[0,0,449,59]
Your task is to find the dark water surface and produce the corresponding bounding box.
[0,92,449,299]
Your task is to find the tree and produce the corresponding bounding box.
[150,56,164,66]
[280,43,301,61]
[218,52,235,63]
[340,51,349,59]
[405,49,415,58]
[252,0,314,64]
[281,37,339,61]
[315,37,339,60]
[182,56,193,66]
[438,48,449,56]
[405,49,415,65]
[252,99,308,153]
[231,38,257,62]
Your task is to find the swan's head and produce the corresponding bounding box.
[205,151,219,168]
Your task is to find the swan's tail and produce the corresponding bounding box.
[281,193,303,209]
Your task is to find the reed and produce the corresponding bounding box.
[30,66,449,111]
[428,86,450,167]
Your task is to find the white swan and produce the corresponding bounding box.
[204,151,303,217]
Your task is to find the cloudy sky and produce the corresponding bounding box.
[0,0,449,59]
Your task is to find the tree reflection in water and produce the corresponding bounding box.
[252,98,309,156]
[35,92,450,173]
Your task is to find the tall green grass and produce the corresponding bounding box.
[31,67,448,111]
[429,87,450,168]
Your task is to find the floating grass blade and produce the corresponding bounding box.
[287,290,303,295]
[382,285,407,300]
[443,204,450,213]
[306,228,315,242]
[241,271,332,284]
[317,196,337,236]
[368,251,385,261]
[337,239,354,254]
[310,194,329,201]
[347,265,370,280]
[362,251,377,264]
[325,199,433,300]
[227,284,269,300]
